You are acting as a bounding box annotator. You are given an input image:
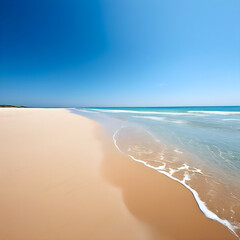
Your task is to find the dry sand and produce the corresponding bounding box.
[0,108,237,240]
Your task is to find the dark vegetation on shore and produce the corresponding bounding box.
[0,105,29,108]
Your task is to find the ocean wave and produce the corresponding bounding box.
[90,109,203,116]
[112,127,238,238]
[222,119,240,121]
[90,109,140,113]
[81,108,240,117]
[133,116,165,120]
[133,115,187,124]
[188,111,240,116]
[75,109,99,113]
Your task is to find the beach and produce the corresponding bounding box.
[0,108,237,240]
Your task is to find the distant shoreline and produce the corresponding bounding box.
[0,105,29,108]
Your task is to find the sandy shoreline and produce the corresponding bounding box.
[0,108,237,240]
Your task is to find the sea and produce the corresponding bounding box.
[71,106,240,238]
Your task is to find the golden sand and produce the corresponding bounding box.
[0,108,237,240]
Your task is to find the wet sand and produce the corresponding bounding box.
[0,108,237,240]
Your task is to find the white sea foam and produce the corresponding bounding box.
[169,168,177,175]
[148,112,191,116]
[112,127,238,238]
[90,109,140,113]
[192,168,203,174]
[156,163,166,170]
[188,111,240,116]
[178,163,189,170]
[174,148,183,154]
[133,115,187,124]
[133,116,165,121]
[222,119,240,121]
[76,109,99,113]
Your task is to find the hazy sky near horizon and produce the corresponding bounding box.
[0,0,240,107]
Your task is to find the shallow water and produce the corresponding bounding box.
[73,106,240,237]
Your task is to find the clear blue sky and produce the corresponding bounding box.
[0,0,239,107]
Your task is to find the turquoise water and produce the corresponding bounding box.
[73,106,240,237]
